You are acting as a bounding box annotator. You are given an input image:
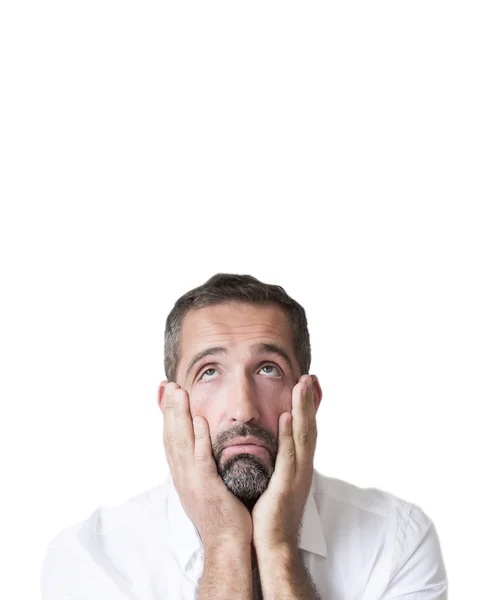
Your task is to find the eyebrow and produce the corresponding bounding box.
[186,346,227,379]
[185,342,294,379]
[249,343,294,373]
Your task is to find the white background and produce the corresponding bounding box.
[1,2,482,598]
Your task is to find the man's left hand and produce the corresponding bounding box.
[252,374,317,552]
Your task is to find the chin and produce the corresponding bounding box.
[219,453,274,510]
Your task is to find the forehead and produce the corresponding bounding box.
[179,302,294,360]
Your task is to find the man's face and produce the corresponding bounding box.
[174,301,305,508]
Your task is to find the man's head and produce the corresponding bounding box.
[158,274,322,509]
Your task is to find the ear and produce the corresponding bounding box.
[309,375,323,414]
[158,380,169,413]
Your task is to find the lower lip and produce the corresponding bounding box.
[222,444,270,459]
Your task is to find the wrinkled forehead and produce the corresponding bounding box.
[178,301,296,366]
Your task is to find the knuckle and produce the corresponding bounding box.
[299,431,309,445]
[194,450,211,463]
[173,391,186,415]
[176,436,190,452]
[166,431,176,445]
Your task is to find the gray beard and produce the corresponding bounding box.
[212,423,278,511]
[219,454,274,510]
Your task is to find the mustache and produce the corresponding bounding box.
[212,422,278,462]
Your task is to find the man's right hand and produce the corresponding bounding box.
[160,382,253,549]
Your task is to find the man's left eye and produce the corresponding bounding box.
[259,365,281,376]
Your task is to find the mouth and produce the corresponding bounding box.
[222,437,271,461]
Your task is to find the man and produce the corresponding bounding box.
[41,273,448,599]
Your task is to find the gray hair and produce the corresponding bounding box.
[164,273,311,382]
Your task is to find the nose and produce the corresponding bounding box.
[225,373,260,424]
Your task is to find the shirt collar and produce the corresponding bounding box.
[167,471,327,571]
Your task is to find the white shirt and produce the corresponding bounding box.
[41,470,447,599]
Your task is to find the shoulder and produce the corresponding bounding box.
[44,478,171,552]
[311,469,436,552]
[311,470,445,579]
[41,480,173,597]
[312,469,426,520]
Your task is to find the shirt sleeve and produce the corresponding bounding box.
[379,504,448,600]
[41,531,138,600]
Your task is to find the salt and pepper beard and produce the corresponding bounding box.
[212,423,278,511]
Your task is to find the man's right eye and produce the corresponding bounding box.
[199,368,218,381]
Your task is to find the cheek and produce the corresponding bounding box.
[258,385,293,434]
[188,388,222,436]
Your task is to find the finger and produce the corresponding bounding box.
[193,416,217,474]
[302,376,318,451]
[161,382,178,412]
[292,379,310,458]
[162,383,178,440]
[171,387,195,459]
[270,412,296,492]
[162,383,184,451]
[303,376,315,413]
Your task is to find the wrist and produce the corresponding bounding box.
[255,540,300,566]
[198,537,253,599]
[203,536,251,557]
[202,538,253,574]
